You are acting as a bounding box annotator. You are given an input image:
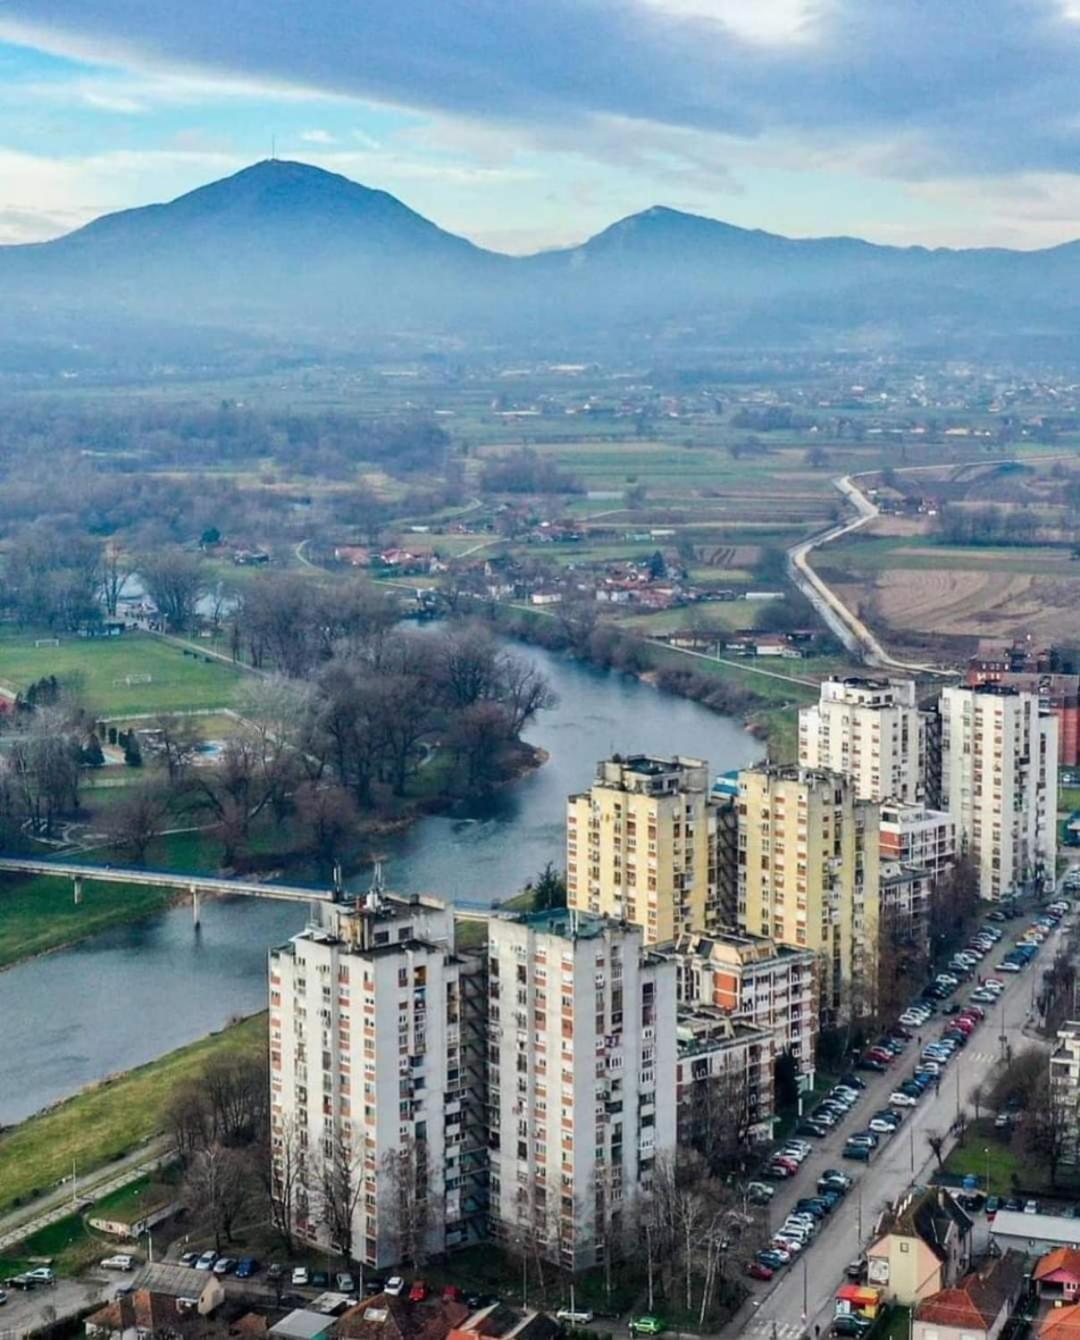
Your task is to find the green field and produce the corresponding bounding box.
[0,1212,96,1279]
[0,874,177,970]
[0,1013,266,1214]
[0,631,243,715]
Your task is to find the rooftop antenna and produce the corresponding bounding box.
[365,860,385,913]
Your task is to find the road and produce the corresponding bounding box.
[0,1138,173,1253]
[729,912,1063,1340]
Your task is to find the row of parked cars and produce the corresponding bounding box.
[746,1169,855,1283]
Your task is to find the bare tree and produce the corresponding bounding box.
[318,1126,366,1265]
[140,548,205,632]
[499,655,557,735]
[183,1144,254,1251]
[265,1116,306,1254]
[104,782,171,863]
[154,713,202,781]
[381,1134,437,1271]
[100,544,131,618]
[294,781,359,867]
[925,1130,946,1167]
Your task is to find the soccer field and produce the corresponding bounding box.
[0,631,243,715]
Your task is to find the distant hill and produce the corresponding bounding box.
[3,159,1080,366]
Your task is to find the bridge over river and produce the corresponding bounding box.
[0,856,500,923]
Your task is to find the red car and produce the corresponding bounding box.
[442,1286,463,1303]
[747,1262,774,1281]
[409,1281,429,1303]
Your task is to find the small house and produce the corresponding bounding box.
[1036,1248,1080,1301]
[867,1188,973,1304]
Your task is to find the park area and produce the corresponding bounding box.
[0,631,242,716]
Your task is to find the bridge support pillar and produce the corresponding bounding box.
[191,886,200,928]
[73,876,83,906]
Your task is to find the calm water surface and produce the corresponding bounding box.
[0,643,762,1124]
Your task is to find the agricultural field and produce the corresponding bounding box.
[0,631,243,715]
[816,522,1080,656]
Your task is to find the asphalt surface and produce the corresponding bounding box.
[726,910,1065,1340]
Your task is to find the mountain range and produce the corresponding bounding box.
[3,158,1080,368]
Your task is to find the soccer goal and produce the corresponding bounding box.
[113,673,153,687]
[34,638,60,647]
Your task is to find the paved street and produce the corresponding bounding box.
[0,1139,172,1254]
[726,913,1064,1340]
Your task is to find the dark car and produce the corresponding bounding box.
[267,1264,284,1281]
[856,1056,887,1072]
[839,1073,867,1090]
[310,1272,329,1290]
[797,1119,830,1138]
[832,1316,873,1337]
[365,1279,386,1297]
[235,1258,259,1279]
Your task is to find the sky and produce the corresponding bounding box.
[3,0,1080,252]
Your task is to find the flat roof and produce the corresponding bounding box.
[991,1210,1080,1247]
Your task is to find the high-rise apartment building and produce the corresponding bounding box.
[670,930,818,1087]
[799,676,928,804]
[675,1009,776,1149]
[940,684,1058,901]
[486,909,676,1272]
[268,890,488,1269]
[879,802,955,878]
[735,764,880,1028]
[566,755,718,944]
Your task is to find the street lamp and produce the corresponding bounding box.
[984,1147,991,1198]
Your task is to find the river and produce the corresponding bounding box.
[0,644,762,1125]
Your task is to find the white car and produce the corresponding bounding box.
[101,1255,135,1272]
[291,1268,309,1287]
[997,961,1022,973]
[889,1091,918,1107]
[195,1251,218,1271]
[557,1310,594,1326]
[23,1268,54,1285]
[385,1277,405,1297]
[983,979,1005,992]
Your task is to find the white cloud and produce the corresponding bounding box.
[300,129,336,144]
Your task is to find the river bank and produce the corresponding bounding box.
[0,1013,266,1214]
[0,639,761,1124]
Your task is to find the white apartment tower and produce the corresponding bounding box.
[269,889,487,1269]
[940,684,1058,901]
[799,677,927,804]
[487,909,676,1272]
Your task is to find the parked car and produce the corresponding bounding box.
[336,1273,355,1293]
[267,1264,284,1281]
[196,1252,218,1272]
[409,1281,429,1303]
[236,1259,259,1280]
[291,1268,309,1287]
[101,1256,135,1272]
[442,1286,463,1303]
[746,1181,775,1203]
[213,1259,237,1277]
[180,1252,200,1267]
[746,1262,774,1281]
[832,1316,873,1337]
[890,1091,918,1107]
[628,1317,665,1335]
[845,1257,868,1282]
[385,1278,405,1297]
[556,1308,594,1325]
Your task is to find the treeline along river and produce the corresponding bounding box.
[0,643,762,1125]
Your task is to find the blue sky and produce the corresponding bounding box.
[2,1,1080,252]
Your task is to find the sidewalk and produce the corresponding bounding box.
[0,1137,174,1253]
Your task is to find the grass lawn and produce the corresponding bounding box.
[941,1119,1080,1195]
[1061,787,1080,815]
[0,873,177,970]
[0,1013,266,1214]
[0,630,243,715]
[0,1212,98,1278]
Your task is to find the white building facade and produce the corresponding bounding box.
[799,677,928,805]
[940,684,1058,901]
[269,892,487,1269]
[487,909,677,1272]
